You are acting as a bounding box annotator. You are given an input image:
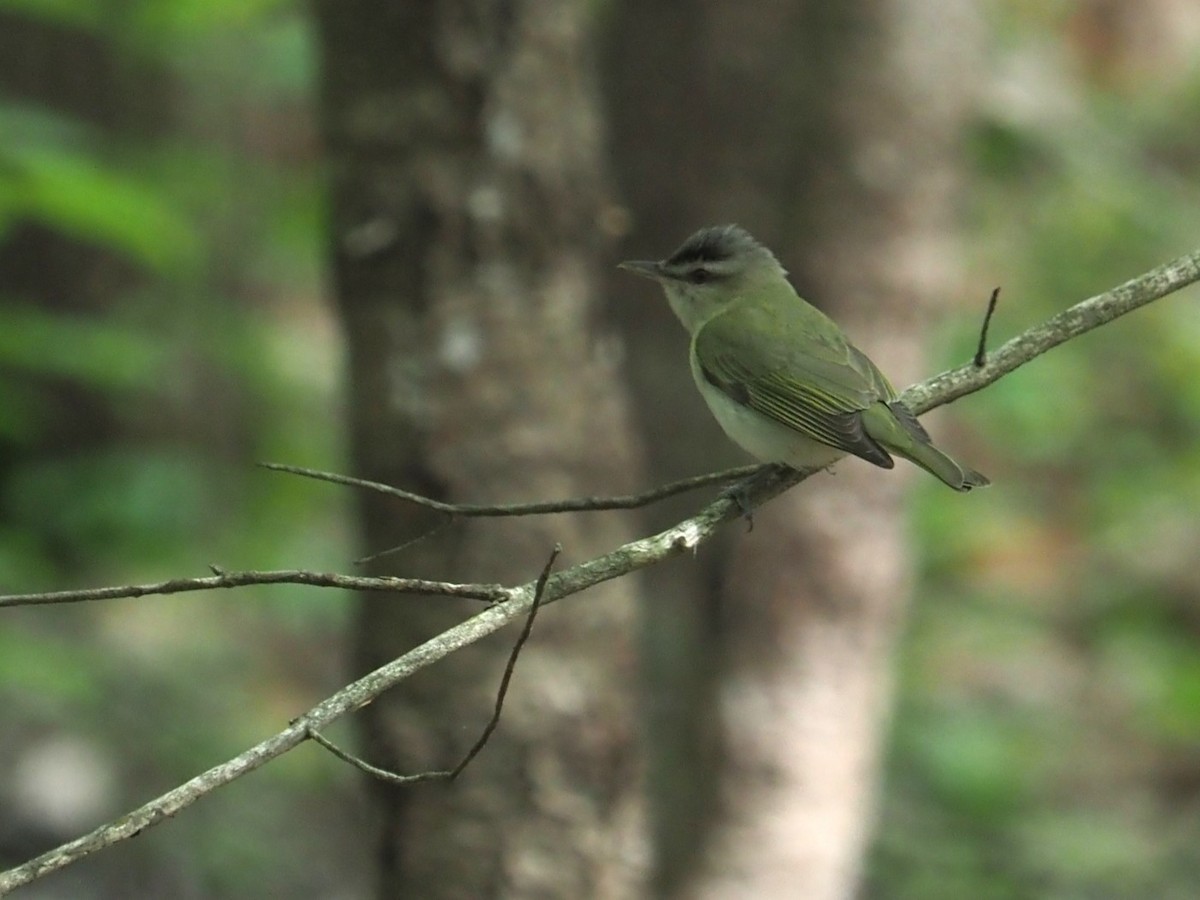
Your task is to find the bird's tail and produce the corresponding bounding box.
[865,402,989,492]
[893,440,990,493]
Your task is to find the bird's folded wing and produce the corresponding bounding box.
[694,306,894,465]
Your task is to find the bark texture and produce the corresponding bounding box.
[314,2,646,897]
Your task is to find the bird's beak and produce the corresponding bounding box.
[617,259,664,280]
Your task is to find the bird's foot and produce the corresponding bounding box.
[721,479,756,532]
[721,464,792,532]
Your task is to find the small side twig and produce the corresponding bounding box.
[450,542,556,778]
[355,516,457,566]
[259,461,759,516]
[308,545,560,784]
[974,286,1001,368]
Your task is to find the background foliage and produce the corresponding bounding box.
[1,1,1198,896]
[0,1,367,895]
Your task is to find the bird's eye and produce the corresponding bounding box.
[688,268,714,284]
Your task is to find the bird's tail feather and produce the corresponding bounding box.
[893,441,990,493]
[865,402,989,492]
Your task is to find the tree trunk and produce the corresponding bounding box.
[313,2,647,897]
[604,1,981,896]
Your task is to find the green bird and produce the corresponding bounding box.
[619,224,988,491]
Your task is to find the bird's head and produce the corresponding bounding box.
[619,224,786,332]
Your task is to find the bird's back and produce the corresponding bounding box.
[696,281,894,411]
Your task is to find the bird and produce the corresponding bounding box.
[619,224,988,491]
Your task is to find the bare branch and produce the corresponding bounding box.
[905,247,1200,414]
[355,517,457,566]
[259,460,759,516]
[0,569,511,609]
[307,544,558,785]
[0,552,562,893]
[2,247,1198,893]
[0,489,756,893]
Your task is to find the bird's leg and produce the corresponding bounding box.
[722,478,757,532]
[720,463,792,532]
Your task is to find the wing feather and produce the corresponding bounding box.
[694,295,895,466]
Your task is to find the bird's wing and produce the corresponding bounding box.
[848,345,899,403]
[693,297,894,466]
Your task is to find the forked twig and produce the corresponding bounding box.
[307,545,559,783]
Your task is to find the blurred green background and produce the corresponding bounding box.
[871,6,1200,896]
[0,1,370,895]
[1,1,1199,897]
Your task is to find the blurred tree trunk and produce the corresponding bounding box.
[604,1,981,897]
[313,2,647,897]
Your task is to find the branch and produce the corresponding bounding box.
[0,470,767,894]
[259,460,759,516]
[308,544,558,784]
[903,248,1200,413]
[2,247,1198,893]
[0,569,511,609]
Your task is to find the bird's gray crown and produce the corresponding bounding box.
[662,224,782,278]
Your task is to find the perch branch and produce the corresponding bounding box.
[904,249,1200,413]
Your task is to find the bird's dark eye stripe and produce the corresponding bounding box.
[688,268,715,284]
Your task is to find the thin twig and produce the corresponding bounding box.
[306,545,558,784]
[0,569,511,609]
[259,461,758,516]
[355,516,458,566]
[974,287,1001,367]
[306,728,398,778]
[450,543,556,777]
